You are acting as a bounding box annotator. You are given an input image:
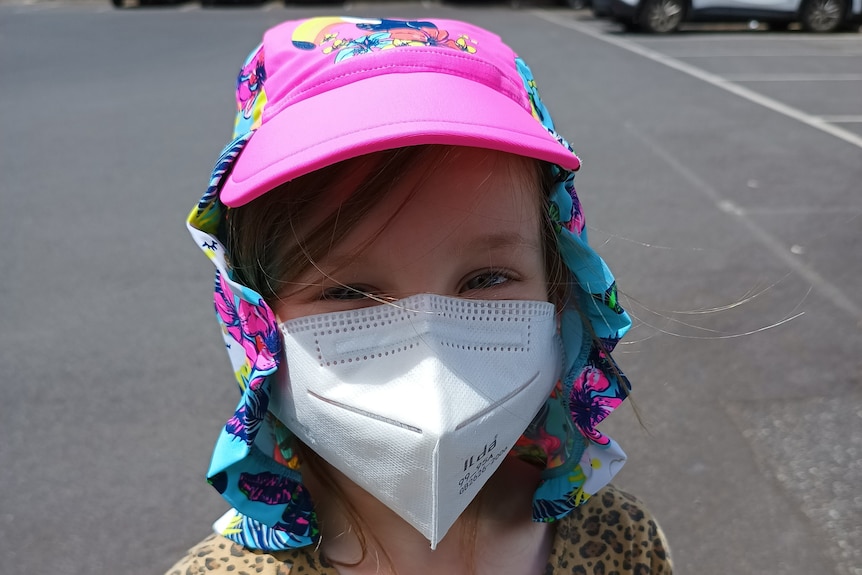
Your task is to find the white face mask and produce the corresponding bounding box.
[271,294,561,549]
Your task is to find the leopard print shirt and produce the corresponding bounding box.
[165,485,672,575]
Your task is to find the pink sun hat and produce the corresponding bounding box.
[219,16,581,208]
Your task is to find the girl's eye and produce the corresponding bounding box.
[321,286,372,301]
[461,271,510,293]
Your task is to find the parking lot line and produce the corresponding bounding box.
[662,50,862,56]
[531,9,862,150]
[633,33,862,42]
[737,206,862,215]
[723,74,862,81]
[621,120,862,323]
[816,115,862,122]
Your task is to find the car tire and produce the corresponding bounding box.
[800,0,846,32]
[111,0,124,6]
[638,0,686,32]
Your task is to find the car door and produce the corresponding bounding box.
[692,0,800,14]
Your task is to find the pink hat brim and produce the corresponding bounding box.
[220,71,580,207]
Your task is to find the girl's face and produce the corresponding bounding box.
[275,147,549,322]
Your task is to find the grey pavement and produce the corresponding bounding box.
[1,2,860,574]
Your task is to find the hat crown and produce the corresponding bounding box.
[255,17,530,123]
[224,15,580,208]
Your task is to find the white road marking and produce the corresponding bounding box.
[662,50,862,57]
[530,10,862,150]
[723,74,862,81]
[740,206,862,215]
[532,11,862,318]
[633,32,862,42]
[622,121,862,322]
[816,115,862,122]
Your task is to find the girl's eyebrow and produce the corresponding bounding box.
[316,231,540,273]
[468,232,541,251]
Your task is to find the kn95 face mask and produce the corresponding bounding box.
[270,293,562,548]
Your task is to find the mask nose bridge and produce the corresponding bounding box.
[405,304,492,362]
[410,305,536,404]
[418,303,534,355]
[285,295,547,377]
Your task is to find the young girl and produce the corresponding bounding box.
[169,16,671,575]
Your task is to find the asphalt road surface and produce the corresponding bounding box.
[1,2,860,574]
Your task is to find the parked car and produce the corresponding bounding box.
[592,0,614,16]
[609,0,861,32]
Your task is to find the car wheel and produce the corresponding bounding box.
[638,0,685,32]
[800,0,846,32]
[111,0,124,6]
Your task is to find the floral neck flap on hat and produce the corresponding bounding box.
[186,21,632,552]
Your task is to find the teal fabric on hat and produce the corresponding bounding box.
[186,19,633,552]
[188,134,320,549]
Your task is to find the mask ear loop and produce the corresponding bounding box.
[188,135,321,551]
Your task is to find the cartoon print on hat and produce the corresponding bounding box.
[234,45,267,136]
[291,17,479,60]
[187,16,632,551]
